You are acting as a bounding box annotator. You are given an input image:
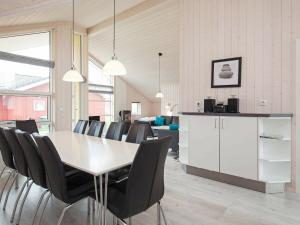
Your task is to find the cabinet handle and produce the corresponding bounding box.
[214,118,217,128]
[221,119,224,129]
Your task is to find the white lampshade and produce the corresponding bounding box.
[103,58,127,76]
[155,92,164,98]
[62,68,84,82]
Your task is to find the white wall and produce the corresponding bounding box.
[114,77,154,121]
[161,82,179,115]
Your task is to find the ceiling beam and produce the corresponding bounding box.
[87,0,167,36]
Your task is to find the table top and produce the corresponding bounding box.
[47,131,140,176]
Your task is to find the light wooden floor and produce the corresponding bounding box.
[0,155,300,225]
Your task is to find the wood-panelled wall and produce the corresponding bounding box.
[178,0,300,192]
[161,82,180,115]
[179,0,299,113]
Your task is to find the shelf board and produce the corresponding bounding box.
[179,129,188,132]
[260,136,291,141]
[179,144,188,148]
[259,158,291,163]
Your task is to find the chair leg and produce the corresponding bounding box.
[0,170,13,202]
[3,172,18,210]
[157,203,161,225]
[57,204,72,225]
[87,197,91,216]
[15,173,19,189]
[32,189,48,225]
[10,178,30,222]
[128,217,133,225]
[38,193,52,225]
[0,166,7,179]
[16,181,34,225]
[159,203,168,225]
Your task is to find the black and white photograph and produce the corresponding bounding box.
[211,57,242,88]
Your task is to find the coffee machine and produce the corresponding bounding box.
[204,97,216,113]
[227,95,239,113]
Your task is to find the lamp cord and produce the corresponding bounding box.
[113,0,116,58]
[72,0,75,66]
[158,54,161,91]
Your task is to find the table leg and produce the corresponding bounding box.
[103,173,108,225]
[99,175,103,225]
[94,175,100,225]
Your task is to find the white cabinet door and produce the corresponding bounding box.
[189,116,220,172]
[220,117,258,180]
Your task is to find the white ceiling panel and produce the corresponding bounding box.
[89,0,179,102]
[0,0,146,27]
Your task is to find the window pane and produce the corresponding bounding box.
[37,123,51,135]
[0,59,50,92]
[0,32,50,60]
[88,61,113,86]
[88,93,113,118]
[0,95,49,121]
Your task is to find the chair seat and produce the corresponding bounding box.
[64,164,81,177]
[108,166,131,181]
[66,172,95,204]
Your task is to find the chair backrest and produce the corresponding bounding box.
[2,128,28,177]
[0,127,15,169]
[123,136,172,218]
[73,120,88,134]
[134,121,155,138]
[126,123,150,144]
[172,116,179,125]
[15,131,47,188]
[161,116,173,125]
[16,120,39,134]
[33,134,68,201]
[105,122,125,141]
[87,121,105,137]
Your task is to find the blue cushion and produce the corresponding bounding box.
[169,124,179,130]
[154,116,165,126]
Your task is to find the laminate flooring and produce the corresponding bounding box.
[0,155,299,225]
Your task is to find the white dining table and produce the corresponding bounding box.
[47,131,140,225]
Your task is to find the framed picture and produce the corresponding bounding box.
[211,57,242,88]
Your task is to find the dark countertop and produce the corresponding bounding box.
[179,112,293,118]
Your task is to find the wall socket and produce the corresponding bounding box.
[259,99,268,106]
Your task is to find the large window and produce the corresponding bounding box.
[88,59,114,129]
[0,32,53,134]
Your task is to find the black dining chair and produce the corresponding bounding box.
[105,122,125,141]
[2,127,33,224]
[87,121,105,137]
[15,130,48,225]
[73,120,88,134]
[126,123,152,144]
[0,127,17,205]
[91,136,172,225]
[33,133,95,225]
[134,120,156,138]
[16,119,39,134]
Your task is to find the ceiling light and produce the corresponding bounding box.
[156,52,163,98]
[103,0,127,76]
[62,0,84,82]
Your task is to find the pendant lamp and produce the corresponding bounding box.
[63,0,84,82]
[103,0,127,76]
[155,52,163,98]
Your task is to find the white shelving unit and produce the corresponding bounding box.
[179,116,189,164]
[258,117,292,186]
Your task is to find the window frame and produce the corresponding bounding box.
[88,58,114,123]
[0,31,53,131]
[131,102,142,116]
